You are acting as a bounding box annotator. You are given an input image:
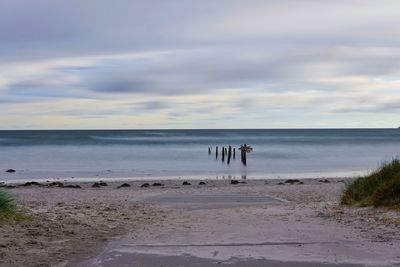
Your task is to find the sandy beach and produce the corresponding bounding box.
[1,178,399,267]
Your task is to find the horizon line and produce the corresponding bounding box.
[0,127,398,131]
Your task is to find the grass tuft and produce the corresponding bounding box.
[0,189,19,221]
[341,159,400,210]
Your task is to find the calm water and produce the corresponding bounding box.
[0,129,400,181]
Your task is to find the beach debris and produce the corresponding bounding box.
[5,169,16,173]
[182,181,191,185]
[48,181,64,187]
[22,181,42,187]
[118,183,131,188]
[140,183,150,188]
[62,184,81,189]
[319,179,330,183]
[230,180,239,185]
[278,182,285,185]
[152,182,164,187]
[199,181,206,185]
[284,179,301,184]
[92,181,108,188]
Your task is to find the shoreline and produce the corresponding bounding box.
[0,175,355,186]
[1,178,399,266]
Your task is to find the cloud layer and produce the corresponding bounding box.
[1,0,400,129]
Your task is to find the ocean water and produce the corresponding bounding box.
[0,129,400,181]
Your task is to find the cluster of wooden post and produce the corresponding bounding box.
[209,145,249,165]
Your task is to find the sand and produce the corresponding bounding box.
[1,179,400,267]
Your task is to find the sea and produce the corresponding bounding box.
[0,129,400,182]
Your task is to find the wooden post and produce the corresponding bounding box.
[233,148,236,159]
[222,147,225,162]
[216,146,218,159]
[225,147,228,156]
[227,146,232,164]
[208,147,211,155]
[240,144,248,166]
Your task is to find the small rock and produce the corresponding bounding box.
[152,183,164,187]
[118,183,131,188]
[5,169,16,173]
[319,179,330,183]
[182,181,191,185]
[140,183,150,188]
[92,181,107,188]
[199,181,206,185]
[230,180,239,185]
[92,182,101,188]
[278,182,285,185]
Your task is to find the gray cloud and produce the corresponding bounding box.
[2,1,400,128]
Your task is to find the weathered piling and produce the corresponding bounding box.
[233,148,236,159]
[227,146,232,164]
[222,147,225,162]
[216,146,218,159]
[242,149,247,165]
[239,143,252,166]
[208,147,211,155]
[225,147,228,156]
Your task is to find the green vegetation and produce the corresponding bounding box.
[341,159,400,210]
[0,189,18,221]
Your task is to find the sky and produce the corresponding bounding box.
[1,0,400,129]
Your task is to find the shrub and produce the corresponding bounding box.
[341,159,400,210]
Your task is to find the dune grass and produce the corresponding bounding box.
[0,189,18,221]
[341,159,400,210]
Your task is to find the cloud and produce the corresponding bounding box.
[1,1,400,129]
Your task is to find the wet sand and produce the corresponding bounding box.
[78,252,365,267]
[1,179,400,266]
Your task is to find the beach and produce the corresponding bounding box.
[3,1,400,266]
[1,178,399,267]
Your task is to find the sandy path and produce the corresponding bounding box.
[79,180,400,267]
